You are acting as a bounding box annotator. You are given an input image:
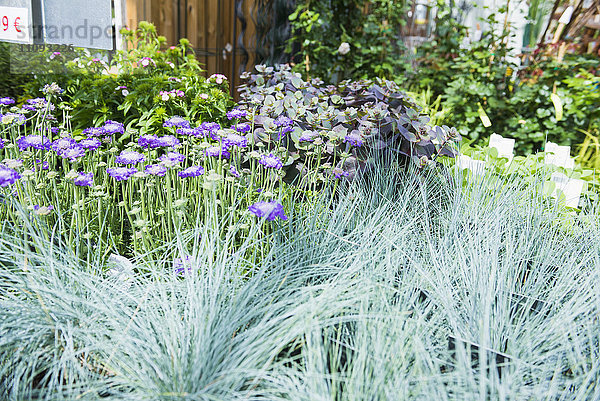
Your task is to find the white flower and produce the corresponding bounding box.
[161,93,170,101]
[338,42,350,55]
[122,89,129,96]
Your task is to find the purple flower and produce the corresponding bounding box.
[24,98,53,111]
[248,201,288,221]
[80,138,102,151]
[229,165,241,178]
[163,116,191,128]
[58,145,86,161]
[145,164,168,176]
[2,112,26,125]
[17,135,51,151]
[274,116,292,127]
[107,167,137,181]
[224,133,248,148]
[73,172,93,187]
[159,151,186,164]
[198,122,221,139]
[83,126,106,137]
[116,150,145,165]
[205,146,230,159]
[103,120,125,136]
[51,137,77,152]
[138,134,159,148]
[344,132,363,147]
[331,167,349,179]
[178,165,205,178]
[176,127,201,137]
[33,205,54,215]
[34,159,49,170]
[299,132,315,142]
[234,123,251,133]
[174,255,193,275]
[0,138,4,149]
[0,165,21,187]
[157,135,180,148]
[226,108,247,120]
[258,153,283,169]
[0,97,15,106]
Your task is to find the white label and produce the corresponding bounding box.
[0,6,30,43]
[545,142,574,169]
[551,172,583,208]
[489,133,515,160]
[457,155,486,176]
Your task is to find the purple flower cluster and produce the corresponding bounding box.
[258,153,283,169]
[34,159,49,170]
[205,145,230,159]
[234,123,251,133]
[0,165,21,187]
[159,151,186,164]
[226,108,247,120]
[145,164,168,176]
[17,135,51,151]
[22,98,53,111]
[0,97,15,106]
[116,150,145,165]
[178,165,205,178]
[331,167,349,179]
[229,165,241,178]
[107,167,137,181]
[58,145,86,161]
[163,116,191,128]
[103,120,125,136]
[51,137,77,152]
[2,112,26,125]
[176,127,201,137]
[198,122,221,139]
[80,138,102,151]
[74,172,93,187]
[344,132,363,147]
[248,201,287,221]
[299,131,315,142]
[224,133,248,148]
[82,126,106,138]
[0,138,4,150]
[174,255,193,275]
[138,134,180,149]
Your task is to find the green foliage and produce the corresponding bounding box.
[0,42,34,100]
[20,22,233,133]
[413,6,600,154]
[286,0,411,83]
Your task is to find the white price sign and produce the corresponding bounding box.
[0,6,30,43]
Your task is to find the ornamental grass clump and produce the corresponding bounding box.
[1,158,599,399]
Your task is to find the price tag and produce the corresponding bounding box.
[456,155,486,176]
[0,6,30,43]
[550,172,583,208]
[489,133,515,160]
[545,142,574,169]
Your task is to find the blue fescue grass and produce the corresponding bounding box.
[1,158,600,400]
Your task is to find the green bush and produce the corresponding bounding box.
[20,22,233,134]
[286,0,412,84]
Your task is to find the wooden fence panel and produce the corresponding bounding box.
[124,0,259,95]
